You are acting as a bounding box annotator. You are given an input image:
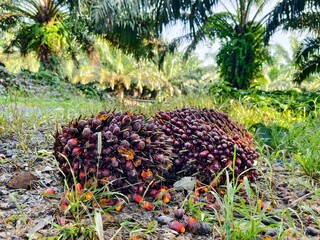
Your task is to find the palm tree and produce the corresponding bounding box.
[90,0,272,89]
[266,0,320,84]
[204,0,269,89]
[88,0,219,61]
[0,0,68,71]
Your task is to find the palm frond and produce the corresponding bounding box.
[295,37,320,65]
[265,0,320,42]
[282,12,320,34]
[293,54,320,84]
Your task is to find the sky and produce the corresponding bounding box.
[162,1,305,65]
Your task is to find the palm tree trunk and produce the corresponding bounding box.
[39,44,56,71]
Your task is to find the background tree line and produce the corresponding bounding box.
[0,0,319,98]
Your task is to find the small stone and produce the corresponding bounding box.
[157,215,174,225]
[233,212,245,218]
[5,150,14,157]
[265,228,278,237]
[6,172,38,189]
[0,190,9,195]
[198,222,212,235]
[305,226,319,236]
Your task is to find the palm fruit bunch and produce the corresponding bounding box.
[53,110,172,195]
[154,107,259,185]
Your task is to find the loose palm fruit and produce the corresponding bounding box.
[143,201,154,211]
[115,199,125,211]
[132,193,144,203]
[85,192,94,201]
[174,209,185,219]
[60,197,69,211]
[187,217,201,233]
[43,188,55,196]
[169,221,186,233]
[162,192,171,203]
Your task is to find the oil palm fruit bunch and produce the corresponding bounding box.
[154,107,259,185]
[53,110,172,195]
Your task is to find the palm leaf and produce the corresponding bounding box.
[293,55,320,84]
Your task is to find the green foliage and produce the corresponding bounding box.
[69,39,211,100]
[250,123,289,150]
[204,1,269,89]
[209,82,320,113]
[266,0,320,84]
[1,0,68,72]
[216,29,267,89]
[288,121,320,178]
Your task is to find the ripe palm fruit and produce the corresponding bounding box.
[187,217,201,233]
[169,221,186,233]
[53,110,172,196]
[154,107,259,185]
[143,201,154,211]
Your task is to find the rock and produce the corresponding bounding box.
[173,177,197,191]
[233,212,245,218]
[265,228,278,237]
[198,222,212,235]
[157,215,174,225]
[305,226,319,236]
[5,150,15,157]
[6,172,38,189]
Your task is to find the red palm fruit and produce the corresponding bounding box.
[154,154,165,163]
[199,150,209,158]
[132,122,141,131]
[136,185,144,195]
[82,127,92,139]
[136,141,145,150]
[98,169,110,178]
[92,119,102,128]
[169,221,185,233]
[85,192,94,201]
[112,126,120,135]
[72,162,80,171]
[235,157,242,166]
[132,193,144,203]
[111,158,119,168]
[79,170,86,181]
[187,217,201,233]
[76,183,83,192]
[43,188,55,195]
[143,201,154,211]
[122,131,130,139]
[122,115,132,125]
[141,169,153,180]
[174,209,185,219]
[226,160,233,167]
[60,197,70,211]
[99,198,114,207]
[149,189,160,199]
[77,120,87,129]
[71,147,82,157]
[67,138,78,149]
[58,216,66,226]
[162,192,171,203]
[125,161,133,170]
[115,199,125,211]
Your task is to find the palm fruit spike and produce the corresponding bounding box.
[53,110,172,195]
[154,107,259,185]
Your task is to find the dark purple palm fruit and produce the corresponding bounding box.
[154,107,259,186]
[53,110,172,195]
